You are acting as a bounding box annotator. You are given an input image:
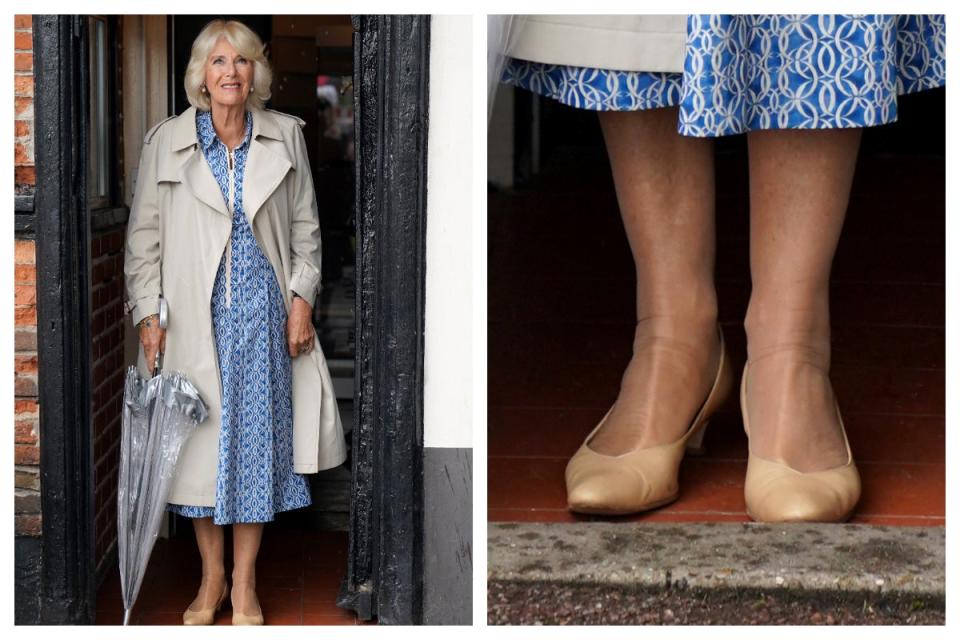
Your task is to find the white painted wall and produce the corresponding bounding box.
[423,15,473,449]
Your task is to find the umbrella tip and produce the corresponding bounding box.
[124,609,133,625]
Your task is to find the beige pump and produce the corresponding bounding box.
[741,365,861,523]
[182,582,229,625]
[565,328,733,515]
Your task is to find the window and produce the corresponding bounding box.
[88,16,111,208]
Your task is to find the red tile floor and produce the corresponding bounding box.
[96,528,362,625]
[488,135,944,527]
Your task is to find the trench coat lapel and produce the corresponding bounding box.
[168,106,230,219]
[164,106,295,224]
[180,151,231,218]
[244,109,294,227]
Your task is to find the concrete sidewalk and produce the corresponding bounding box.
[488,522,944,625]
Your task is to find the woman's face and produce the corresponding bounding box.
[204,36,254,110]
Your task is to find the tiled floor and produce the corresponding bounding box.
[488,136,945,526]
[96,528,364,625]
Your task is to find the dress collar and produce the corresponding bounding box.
[196,109,253,152]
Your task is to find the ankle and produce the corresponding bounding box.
[201,568,226,584]
[231,572,256,588]
[744,305,830,366]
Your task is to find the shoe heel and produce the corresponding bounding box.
[685,420,709,456]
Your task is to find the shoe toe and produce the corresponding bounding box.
[565,456,663,514]
[746,460,861,523]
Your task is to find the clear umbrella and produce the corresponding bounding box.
[117,303,208,625]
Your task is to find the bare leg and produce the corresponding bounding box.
[745,128,861,471]
[231,522,265,617]
[187,517,227,611]
[589,107,719,455]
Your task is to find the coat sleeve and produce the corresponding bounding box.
[124,130,163,326]
[287,123,323,308]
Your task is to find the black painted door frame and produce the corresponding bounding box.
[337,15,430,625]
[28,14,430,625]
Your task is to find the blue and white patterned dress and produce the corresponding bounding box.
[167,110,312,524]
[504,15,945,137]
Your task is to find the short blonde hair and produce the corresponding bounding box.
[184,19,272,111]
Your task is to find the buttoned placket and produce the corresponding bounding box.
[225,142,235,308]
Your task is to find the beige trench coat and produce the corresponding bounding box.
[505,15,687,72]
[124,105,347,507]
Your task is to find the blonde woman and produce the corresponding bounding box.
[124,19,346,625]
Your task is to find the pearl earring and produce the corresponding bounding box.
[201,85,207,93]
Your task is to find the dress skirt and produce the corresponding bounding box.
[167,110,312,525]
[503,15,945,136]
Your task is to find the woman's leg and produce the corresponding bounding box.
[589,107,719,455]
[187,517,227,610]
[231,522,265,616]
[744,128,862,470]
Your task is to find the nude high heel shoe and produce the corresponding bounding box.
[565,328,733,515]
[740,364,861,523]
[232,589,264,625]
[183,581,229,625]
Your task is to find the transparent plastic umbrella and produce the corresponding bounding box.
[117,309,207,625]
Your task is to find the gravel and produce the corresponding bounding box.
[488,581,944,625]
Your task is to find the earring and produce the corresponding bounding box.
[201,85,207,93]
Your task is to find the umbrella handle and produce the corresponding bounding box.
[153,297,168,377]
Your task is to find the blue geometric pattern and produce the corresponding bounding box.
[503,14,945,137]
[167,110,311,524]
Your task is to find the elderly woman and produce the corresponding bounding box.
[124,20,346,625]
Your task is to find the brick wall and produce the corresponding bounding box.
[14,15,40,537]
[91,228,127,567]
[14,15,34,191]
[14,242,40,536]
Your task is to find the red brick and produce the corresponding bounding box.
[15,142,31,164]
[15,398,38,415]
[14,75,34,97]
[15,240,35,264]
[14,355,37,374]
[15,165,35,186]
[15,444,39,465]
[14,53,32,72]
[15,420,37,445]
[14,120,30,137]
[15,305,36,325]
[14,15,32,29]
[14,96,32,117]
[14,264,35,284]
[14,31,32,51]
[15,515,41,536]
[14,284,36,306]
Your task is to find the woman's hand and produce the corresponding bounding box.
[287,295,315,358]
[138,314,166,375]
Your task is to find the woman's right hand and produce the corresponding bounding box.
[138,314,166,375]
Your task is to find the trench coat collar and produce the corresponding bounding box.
[171,105,294,224]
[170,105,285,150]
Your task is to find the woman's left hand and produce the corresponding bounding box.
[287,294,315,358]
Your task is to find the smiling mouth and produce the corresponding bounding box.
[221,83,241,89]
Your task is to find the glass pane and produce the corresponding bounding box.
[88,18,108,203]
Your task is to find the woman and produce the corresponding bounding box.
[502,15,945,521]
[124,20,346,625]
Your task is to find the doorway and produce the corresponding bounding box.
[29,14,429,625]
